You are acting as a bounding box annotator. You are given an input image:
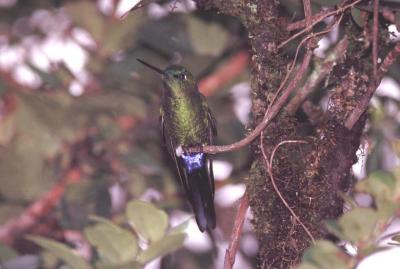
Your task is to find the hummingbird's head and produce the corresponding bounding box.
[162,65,196,91]
[137,59,197,94]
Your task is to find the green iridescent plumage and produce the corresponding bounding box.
[137,59,217,232]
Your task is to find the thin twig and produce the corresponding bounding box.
[372,0,379,80]
[260,136,316,244]
[345,41,400,129]
[287,8,334,31]
[223,193,249,269]
[278,0,363,50]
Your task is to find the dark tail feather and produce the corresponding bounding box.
[186,164,216,232]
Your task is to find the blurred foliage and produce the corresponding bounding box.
[298,169,400,269]
[0,0,249,268]
[28,200,186,269]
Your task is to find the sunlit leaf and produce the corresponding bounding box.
[302,240,351,269]
[84,218,138,265]
[137,233,185,264]
[187,17,229,56]
[126,200,168,242]
[338,208,379,243]
[356,171,400,212]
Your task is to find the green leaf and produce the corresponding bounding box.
[338,208,379,243]
[27,236,91,269]
[137,233,185,264]
[168,219,190,235]
[84,219,138,266]
[126,200,168,242]
[187,17,229,56]
[297,263,319,269]
[302,240,351,269]
[356,171,399,210]
[325,220,346,241]
[96,261,142,269]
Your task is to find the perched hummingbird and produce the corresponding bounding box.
[137,59,217,232]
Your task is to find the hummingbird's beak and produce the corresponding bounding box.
[136,58,165,75]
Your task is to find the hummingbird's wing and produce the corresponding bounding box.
[203,96,217,196]
[202,95,217,137]
[160,110,190,195]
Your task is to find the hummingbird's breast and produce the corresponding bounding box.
[163,93,209,146]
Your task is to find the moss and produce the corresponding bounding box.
[193,1,388,268]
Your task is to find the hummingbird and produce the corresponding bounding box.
[137,59,217,232]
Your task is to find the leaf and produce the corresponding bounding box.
[325,220,346,241]
[84,219,138,266]
[96,261,142,269]
[356,171,400,212]
[137,233,186,264]
[126,200,168,242]
[65,1,105,44]
[27,236,91,269]
[168,219,190,235]
[187,17,229,56]
[338,208,379,243]
[302,240,351,269]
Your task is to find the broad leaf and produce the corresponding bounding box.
[126,200,168,242]
[137,233,185,264]
[84,219,138,266]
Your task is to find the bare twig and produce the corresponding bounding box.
[278,0,363,50]
[223,193,249,269]
[372,0,379,80]
[260,136,316,244]
[286,36,349,114]
[345,41,400,129]
[287,8,334,31]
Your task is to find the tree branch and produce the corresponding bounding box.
[223,193,249,269]
[345,41,400,129]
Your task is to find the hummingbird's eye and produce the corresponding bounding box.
[178,73,187,80]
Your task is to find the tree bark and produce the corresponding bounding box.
[195,1,388,268]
